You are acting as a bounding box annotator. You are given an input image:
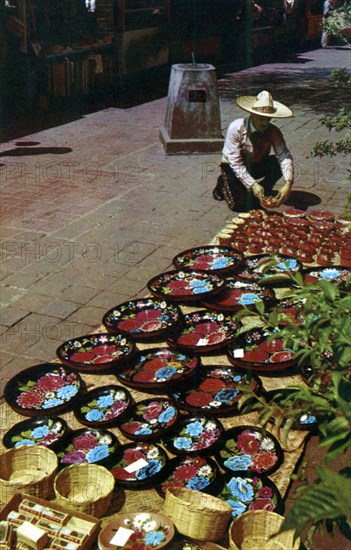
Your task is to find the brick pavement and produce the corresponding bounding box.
[1,46,350,398]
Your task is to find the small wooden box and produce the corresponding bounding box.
[0,494,100,550]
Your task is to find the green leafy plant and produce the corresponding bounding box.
[323,3,351,45]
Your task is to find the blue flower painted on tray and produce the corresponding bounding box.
[319,268,340,280]
[188,280,210,294]
[155,367,177,380]
[97,394,114,408]
[276,259,298,271]
[32,425,49,439]
[135,459,162,480]
[86,409,104,422]
[158,406,176,424]
[212,257,229,269]
[227,477,254,502]
[42,398,64,409]
[238,292,260,306]
[186,420,203,437]
[224,455,253,471]
[135,427,153,436]
[227,500,247,517]
[215,388,239,403]
[86,444,110,463]
[15,439,35,447]
[299,414,317,424]
[174,437,192,450]
[187,476,210,490]
[57,384,79,400]
[144,531,165,546]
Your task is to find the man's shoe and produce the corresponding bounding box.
[213,185,224,201]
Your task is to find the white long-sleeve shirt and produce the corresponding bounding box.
[222,117,294,188]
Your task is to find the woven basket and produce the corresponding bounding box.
[163,488,232,541]
[54,463,115,518]
[229,510,301,550]
[0,445,58,502]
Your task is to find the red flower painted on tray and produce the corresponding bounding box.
[123,448,145,464]
[133,370,156,383]
[118,318,141,331]
[61,451,86,464]
[143,401,163,420]
[140,320,163,332]
[143,358,167,372]
[237,430,260,455]
[252,451,277,471]
[199,378,226,392]
[195,322,219,335]
[73,433,98,451]
[137,310,160,321]
[249,498,275,511]
[111,466,136,480]
[257,486,273,498]
[36,373,65,392]
[186,391,213,407]
[173,464,198,481]
[121,421,142,434]
[17,389,45,409]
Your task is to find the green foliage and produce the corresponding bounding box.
[323,3,351,45]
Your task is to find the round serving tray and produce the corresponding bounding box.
[227,327,296,373]
[2,416,68,449]
[110,441,168,489]
[201,280,276,312]
[74,385,133,427]
[162,415,223,456]
[158,455,219,496]
[168,365,261,417]
[303,266,351,285]
[4,363,82,417]
[216,425,283,476]
[119,398,179,442]
[167,310,239,354]
[98,512,175,550]
[116,348,200,392]
[56,427,119,467]
[234,254,302,285]
[147,270,225,303]
[56,332,136,373]
[217,472,282,518]
[173,246,244,276]
[102,298,182,341]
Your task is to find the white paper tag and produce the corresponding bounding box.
[233,348,244,358]
[197,338,208,346]
[124,458,149,473]
[110,527,134,546]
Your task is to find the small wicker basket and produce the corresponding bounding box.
[0,445,58,502]
[54,463,115,518]
[163,488,232,542]
[229,510,301,550]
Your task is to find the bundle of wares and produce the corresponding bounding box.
[1,208,350,549]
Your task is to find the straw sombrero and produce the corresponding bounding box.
[236,90,293,118]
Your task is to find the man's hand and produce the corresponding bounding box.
[275,180,293,206]
[251,182,265,201]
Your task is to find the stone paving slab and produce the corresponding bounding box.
[1,46,350,397]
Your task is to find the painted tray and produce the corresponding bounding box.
[147,270,225,302]
[274,296,306,325]
[74,385,132,427]
[201,280,276,312]
[4,363,82,417]
[173,246,244,276]
[216,426,283,476]
[217,473,281,519]
[102,298,182,341]
[56,427,119,467]
[162,415,223,456]
[227,327,296,373]
[158,455,219,496]
[167,311,239,354]
[168,366,261,417]
[303,266,351,285]
[117,348,200,391]
[56,332,136,373]
[235,254,301,285]
[98,512,175,550]
[110,442,168,488]
[2,416,68,449]
[265,389,321,431]
[119,399,179,441]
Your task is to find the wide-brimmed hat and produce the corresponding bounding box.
[236,90,293,118]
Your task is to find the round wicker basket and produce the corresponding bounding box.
[229,510,301,550]
[0,445,58,502]
[163,487,232,542]
[54,463,115,518]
